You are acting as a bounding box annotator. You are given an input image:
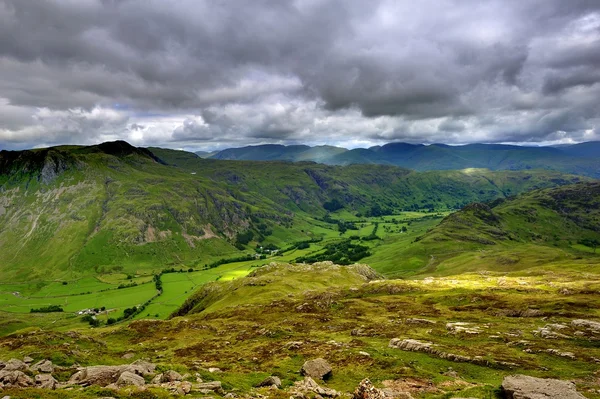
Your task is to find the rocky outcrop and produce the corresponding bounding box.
[301,358,333,380]
[502,375,585,398]
[3,359,28,371]
[68,360,156,387]
[389,339,516,368]
[0,370,34,388]
[571,319,600,336]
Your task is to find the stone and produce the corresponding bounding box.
[35,374,57,390]
[3,359,27,372]
[256,376,282,388]
[196,381,223,393]
[292,377,340,397]
[285,341,304,350]
[0,370,34,388]
[353,378,385,399]
[208,367,222,373]
[68,366,124,387]
[405,318,436,325]
[572,319,600,334]
[502,375,585,398]
[301,358,332,380]
[126,359,156,375]
[121,352,135,360]
[31,360,54,373]
[446,322,482,335]
[115,371,146,387]
[162,370,182,382]
[22,357,33,364]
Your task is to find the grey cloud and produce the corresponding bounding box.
[0,0,600,149]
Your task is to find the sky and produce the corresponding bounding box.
[1,0,600,151]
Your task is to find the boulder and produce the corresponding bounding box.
[0,370,34,388]
[256,376,282,388]
[301,358,332,380]
[31,360,54,373]
[353,378,386,399]
[22,357,33,364]
[502,375,585,399]
[125,359,156,376]
[115,371,145,387]
[68,365,124,387]
[162,370,183,382]
[35,374,57,390]
[3,359,27,372]
[196,381,223,393]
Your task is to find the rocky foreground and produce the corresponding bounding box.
[2,263,600,398]
[0,354,589,398]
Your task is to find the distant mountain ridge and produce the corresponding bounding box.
[204,141,600,178]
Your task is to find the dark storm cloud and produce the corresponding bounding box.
[0,0,599,149]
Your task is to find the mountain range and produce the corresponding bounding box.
[202,141,600,178]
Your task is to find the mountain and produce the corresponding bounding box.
[208,141,600,178]
[0,141,590,281]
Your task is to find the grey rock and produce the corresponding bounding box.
[162,370,183,382]
[301,358,332,380]
[35,374,57,390]
[3,359,27,372]
[0,370,34,388]
[31,360,54,373]
[115,371,146,387]
[256,376,282,388]
[502,375,585,399]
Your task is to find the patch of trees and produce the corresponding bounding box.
[323,198,344,212]
[30,305,63,313]
[579,238,599,253]
[295,240,371,265]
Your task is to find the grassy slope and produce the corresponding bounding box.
[378,182,600,277]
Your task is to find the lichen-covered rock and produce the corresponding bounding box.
[301,358,332,380]
[502,375,585,399]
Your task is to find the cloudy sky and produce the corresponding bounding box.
[1,0,600,151]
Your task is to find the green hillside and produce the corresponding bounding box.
[0,141,590,282]
[371,181,600,277]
